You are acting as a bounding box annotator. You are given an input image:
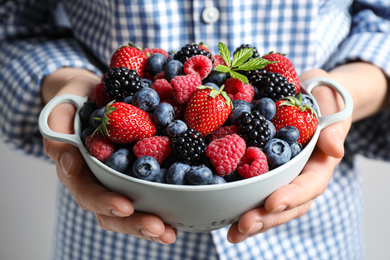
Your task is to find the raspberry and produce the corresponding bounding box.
[183,55,213,79]
[153,71,165,81]
[143,47,169,59]
[237,146,269,179]
[209,125,239,142]
[171,73,202,105]
[88,82,113,108]
[205,134,246,177]
[151,78,174,100]
[86,134,116,162]
[213,54,228,66]
[133,136,172,164]
[224,78,255,103]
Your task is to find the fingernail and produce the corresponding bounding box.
[239,233,249,243]
[248,221,264,234]
[60,152,73,176]
[140,228,159,238]
[110,209,128,217]
[152,236,169,245]
[273,204,287,213]
[332,131,343,150]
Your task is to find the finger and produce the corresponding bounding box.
[44,101,134,217]
[96,212,177,244]
[228,201,313,244]
[263,147,340,213]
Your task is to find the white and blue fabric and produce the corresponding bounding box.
[1,0,390,259]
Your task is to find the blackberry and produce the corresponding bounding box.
[173,43,214,65]
[233,44,260,61]
[103,66,142,101]
[256,72,296,101]
[244,68,267,87]
[237,110,271,148]
[170,128,207,165]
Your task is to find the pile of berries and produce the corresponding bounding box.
[80,42,318,185]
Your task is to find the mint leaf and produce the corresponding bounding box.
[235,57,276,71]
[218,42,231,67]
[214,64,231,73]
[229,70,249,85]
[231,48,253,68]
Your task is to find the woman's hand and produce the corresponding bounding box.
[41,68,177,244]
[227,68,352,243]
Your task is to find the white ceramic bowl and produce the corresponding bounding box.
[39,77,352,232]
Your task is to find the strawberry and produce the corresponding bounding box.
[109,43,147,78]
[263,52,301,94]
[97,101,157,144]
[184,85,233,137]
[271,94,318,146]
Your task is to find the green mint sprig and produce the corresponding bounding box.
[214,42,278,85]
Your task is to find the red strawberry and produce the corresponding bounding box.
[184,85,233,136]
[271,94,318,146]
[110,43,147,78]
[98,101,157,144]
[263,52,301,94]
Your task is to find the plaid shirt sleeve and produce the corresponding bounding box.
[0,0,102,158]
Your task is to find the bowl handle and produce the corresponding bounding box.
[302,77,353,129]
[38,94,86,147]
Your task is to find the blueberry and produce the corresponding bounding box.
[229,100,253,124]
[105,148,133,173]
[140,78,153,88]
[123,95,133,104]
[202,70,228,86]
[264,138,292,167]
[275,126,300,144]
[209,175,227,185]
[167,51,175,62]
[166,120,187,138]
[166,162,191,185]
[224,171,243,182]
[153,102,175,127]
[299,93,319,114]
[186,165,213,185]
[80,126,95,145]
[79,100,97,127]
[290,142,303,158]
[255,98,276,120]
[89,107,105,129]
[146,53,167,76]
[132,88,160,112]
[267,120,277,139]
[165,60,183,82]
[203,82,219,90]
[154,168,167,183]
[132,156,160,181]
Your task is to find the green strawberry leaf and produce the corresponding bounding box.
[235,57,276,71]
[229,70,249,85]
[231,48,253,68]
[218,42,231,67]
[213,64,231,73]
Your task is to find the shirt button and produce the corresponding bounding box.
[202,6,220,24]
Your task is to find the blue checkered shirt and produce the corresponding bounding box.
[1,0,390,259]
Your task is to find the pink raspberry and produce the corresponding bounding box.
[224,77,255,103]
[143,48,169,59]
[171,73,201,105]
[209,125,239,142]
[237,147,269,179]
[133,136,172,164]
[151,78,174,100]
[88,82,113,108]
[153,71,165,81]
[183,55,213,79]
[213,54,228,66]
[205,134,246,177]
[86,134,116,162]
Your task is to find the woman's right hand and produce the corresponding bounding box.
[41,68,177,244]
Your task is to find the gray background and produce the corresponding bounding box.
[1,143,389,260]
